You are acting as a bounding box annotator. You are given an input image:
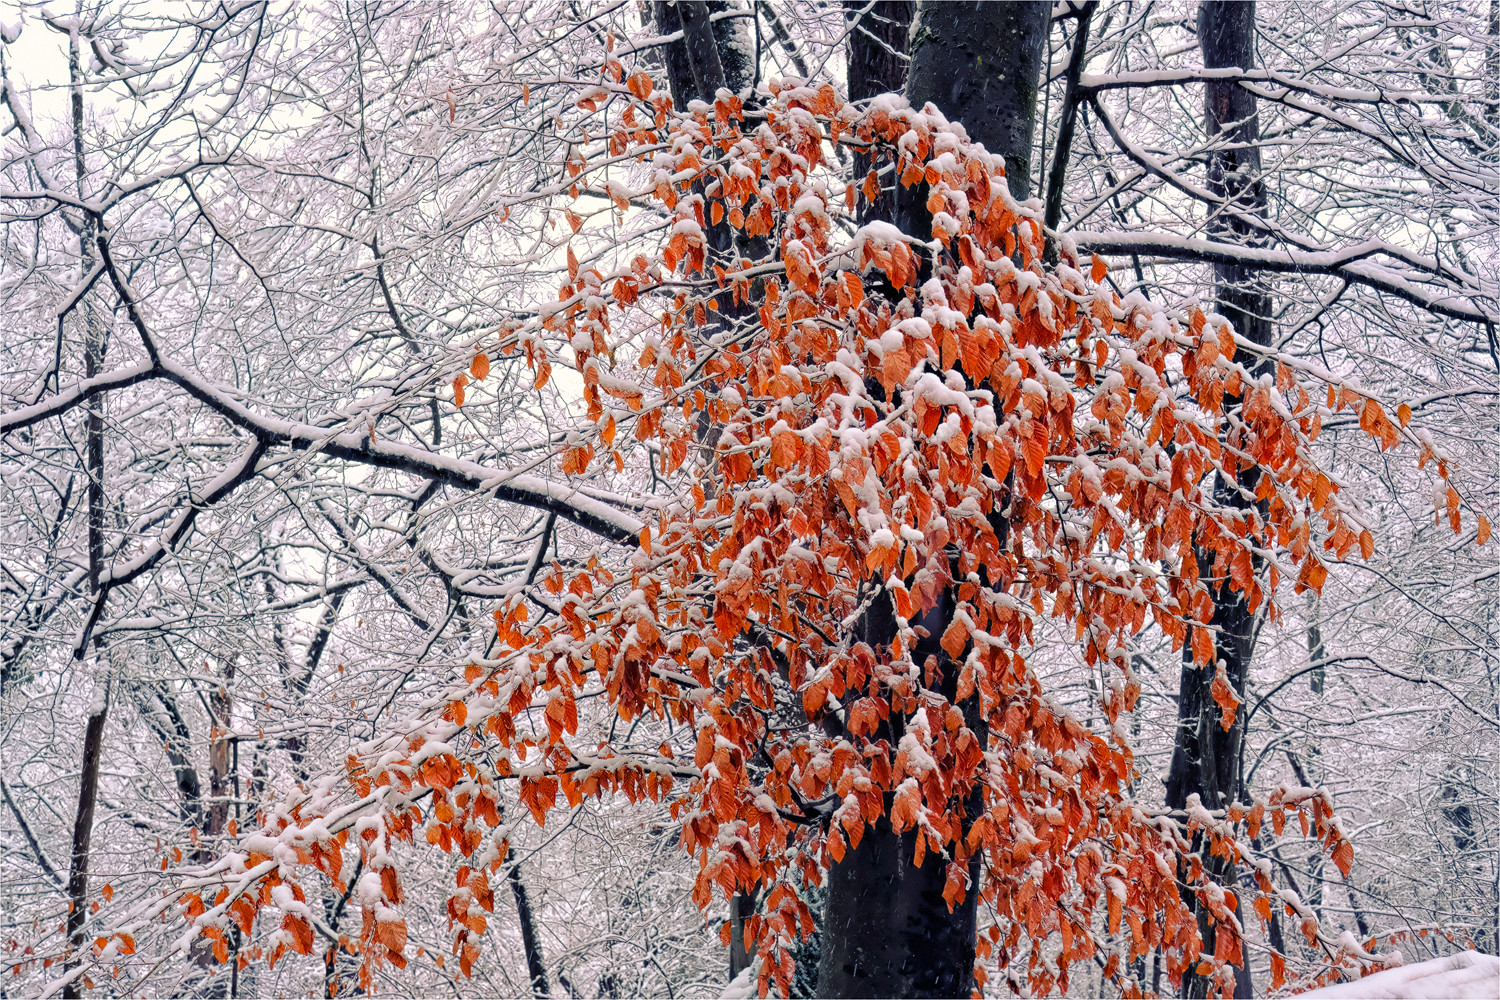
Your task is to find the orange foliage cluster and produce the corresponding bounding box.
[158,68,1483,999]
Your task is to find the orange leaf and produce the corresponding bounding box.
[940,619,969,659]
[1297,558,1328,592]
[375,916,407,955]
[1211,666,1240,731]
[771,430,802,469]
[453,373,467,408]
[626,72,653,101]
[471,353,490,381]
[1191,625,1216,667]
[1397,403,1412,427]
[1332,838,1354,878]
[1478,515,1492,546]
[1090,254,1107,284]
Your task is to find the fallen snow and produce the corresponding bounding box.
[1299,951,1499,999]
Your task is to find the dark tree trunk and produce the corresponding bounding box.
[506,851,550,997]
[1042,3,1097,263]
[845,1,915,226]
[727,889,757,980]
[207,663,235,839]
[64,24,111,996]
[894,1,1047,274]
[904,2,1047,201]
[818,6,1048,998]
[1163,4,1268,996]
[652,7,766,980]
[653,1,754,112]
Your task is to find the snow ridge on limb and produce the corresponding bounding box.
[1072,232,1495,326]
[129,70,1484,1000]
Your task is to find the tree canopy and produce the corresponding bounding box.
[1,3,1494,998]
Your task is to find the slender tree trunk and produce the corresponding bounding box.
[63,20,110,996]
[506,850,549,998]
[207,662,235,839]
[818,6,1048,997]
[1163,4,1268,996]
[653,6,769,981]
[845,1,915,226]
[1043,3,1097,263]
[1306,605,1325,923]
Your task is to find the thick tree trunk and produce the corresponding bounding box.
[727,889,756,980]
[652,1,754,112]
[817,7,1048,998]
[1163,4,1268,996]
[904,2,1047,201]
[894,0,1047,276]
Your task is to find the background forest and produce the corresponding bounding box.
[0,1,1495,998]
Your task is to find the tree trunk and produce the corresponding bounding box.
[207,662,235,840]
[728,890,756,980]
[653,6,769,981]
[894,0,1047,275]
[904,2,1047,201]
[652,1,754,113]
[63,21,110,996]
[506,852,549,998]
[1042,3,1097,263]
[818,6,1048,997]
[1163,4,1268,996]
[846,1,915,226]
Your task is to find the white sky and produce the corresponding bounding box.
[1,2,74,126]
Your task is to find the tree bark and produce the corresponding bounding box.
[895,0,1047,276]
[1042,3,1097,262]
[1163,4,1268,996]
[653,1,754,112]
[846,1,915,226]
[818,6,1047,997]
[63,21,111,995]
[904,2,1047,201]
[728,890,756,980]
[506,854,549,998]
[653,7,768,980]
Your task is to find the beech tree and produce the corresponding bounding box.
[1,3,1494,999]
